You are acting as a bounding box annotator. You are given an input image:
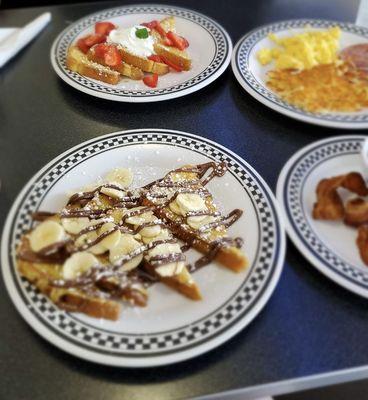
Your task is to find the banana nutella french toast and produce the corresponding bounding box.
[118,205,201,300]
[16,168,202,321]
[143,162,248,272]
[16,163,246,321]
[17,169,149,321]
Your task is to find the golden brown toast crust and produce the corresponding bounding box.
[154,43,191,71]
[143,261,201,300]
[67,46,121,85]
[152,17,192,71]
[117,47,169,75]
[17,237,122,320]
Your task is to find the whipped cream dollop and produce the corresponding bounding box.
[107,25,154,57]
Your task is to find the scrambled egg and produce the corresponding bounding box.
[257,27,341,70]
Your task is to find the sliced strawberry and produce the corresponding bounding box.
[148,55,163,63]
[160,56,183,72]
[84,34,106,47]
[154,22,167,38]
[95,21,116,36]
[167,31,188,51]
[142,20,158,30]
[93,43,109,58]
[162,37,173,46]
[77,38,89,54]
[104,46,122,67]
[143,73,158,88]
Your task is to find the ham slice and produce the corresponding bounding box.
[340,43,368,70]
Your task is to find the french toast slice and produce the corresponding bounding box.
[89,192,201,301]
[143,164,248,272]
[66,46,121,85]
[117,48,169,75]
[55,178,201,302]
[152,17,192,71]
[87,45,144,80]
[17,237,122,320]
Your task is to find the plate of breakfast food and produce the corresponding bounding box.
[232,19,368,129]
[50,4,232,102]
[1,129,285,367]
[277,135,368,297]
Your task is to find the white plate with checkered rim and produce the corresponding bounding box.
[231,19,368,129]
[50,4,232,103]
[277,135,368,298]
[1,129,285,367]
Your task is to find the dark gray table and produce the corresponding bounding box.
[1,1,367,399]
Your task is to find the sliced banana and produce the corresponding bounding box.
[105,167,133,188]
[169,199,182,215]
[62,252,99,280]
[148,242,181,258]
[133,233,142,241]
[187,215,216,231]
[125,207,154,226]
[29,220,66,253]
[148,242,184,277]
[110,208,124,224]
[177,266,194,284]
[156,261,185,277]
[175,193,207,216]
[170,171,186,183]
[139,224,161,238]
[61,216,90,235]
[75,229,98,251]
[90,222,121,255]
[100,185,126,200]
[75,222,120,254]
[109,233,143,271]
[142,229,171,244]
[98,222,121,250]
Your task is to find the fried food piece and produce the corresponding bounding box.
[344,198,368,227]
[357,224,368,265]
[313,172,368,220]
[313,180,344,220]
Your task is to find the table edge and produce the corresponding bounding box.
[193,364,368,399]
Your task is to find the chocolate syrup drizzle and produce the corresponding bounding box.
[20,162,244,301]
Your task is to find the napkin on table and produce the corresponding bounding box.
[0,12,51,68]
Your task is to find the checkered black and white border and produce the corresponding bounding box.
[7,130,283,358]
[285,137,368,289]
[234,19,368,123]
[53,5,229,98]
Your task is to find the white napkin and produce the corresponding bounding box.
[0,12,51,68]
[356,0,368,26]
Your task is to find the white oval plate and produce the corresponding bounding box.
[277,135,368,298]
[50,4,232,102]
[232,19,368,129]
[1,129,285,367]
